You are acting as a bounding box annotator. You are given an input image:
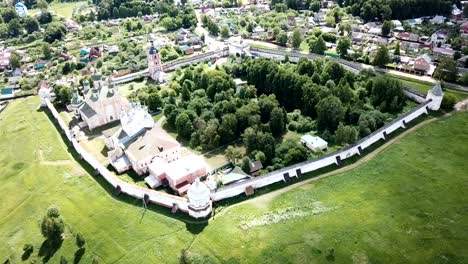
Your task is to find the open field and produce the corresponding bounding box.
[1,96,467,263]
[190,111,468,263]
[29,1,87,19]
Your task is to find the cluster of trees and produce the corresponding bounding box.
[161,65,305,169]
[159,6,197,31]
[306,28,338,55]
[94,0,197,31]
[94,0,152,20]
[158,58,407,172]
[23,206,88,263]
[234,58,406,140]
[201,15,219,36]
[129,84,163,112]
[0,7,42,38]
[338,0,457,21]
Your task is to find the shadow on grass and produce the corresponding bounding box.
[73,248,85,264]
[38,239,63,263]
[21,248,33,261]
[185,221,208,234]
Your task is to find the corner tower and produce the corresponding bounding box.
[426,81,444,110]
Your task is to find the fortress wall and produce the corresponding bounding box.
[211,100,432,202]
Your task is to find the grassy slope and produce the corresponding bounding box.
[191,112,468,263]
[1,97,467,263]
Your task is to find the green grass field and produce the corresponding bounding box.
[29,1,87,19]
[1,96,468,263]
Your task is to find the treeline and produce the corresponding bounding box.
[233,58,406,137]
[338,0,459,21]
[0,6,65,43]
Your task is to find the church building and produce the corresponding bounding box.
[71,74,129,130]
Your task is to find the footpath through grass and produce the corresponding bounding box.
[1,97,467,263]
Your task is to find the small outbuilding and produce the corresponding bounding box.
[300,134,328,152]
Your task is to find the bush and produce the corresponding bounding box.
[76,232,86,248]
[441,94,456,110]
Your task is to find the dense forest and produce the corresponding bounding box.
[140,58,408,172]
[337,0,460,21]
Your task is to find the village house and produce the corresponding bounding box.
[180,45,194,55]
[451,4,463,20]
[433,47,456,58]
[430,15,446,24]
[431,30,448,47]
[0,49,11,71]
[396,32,420,43]
[414,54,432,72]
[248,160,263,176]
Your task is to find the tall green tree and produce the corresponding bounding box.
[24,16,40,34]
[220,25,230,38]
[382,20,392,36]
[9,52,21,69]
[175,112,194,139]
[291,28,303,49]
[276,31,288,46]
[269,107,285,137]
[316,95,345,132]
[41,206,65,242]
[373,45,390,67]
[434,57,458,83]
[309,36,327,55]
[394,41,400,56]
[335,123,358,145]
[42,42,52,59]
[337,36,351,57]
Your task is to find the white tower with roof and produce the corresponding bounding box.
[187,178,212,218]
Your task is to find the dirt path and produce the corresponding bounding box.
[236,115,448,210]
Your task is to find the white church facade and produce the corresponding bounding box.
[70,75,129,131]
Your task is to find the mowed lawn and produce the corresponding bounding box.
[1,96,468,263]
